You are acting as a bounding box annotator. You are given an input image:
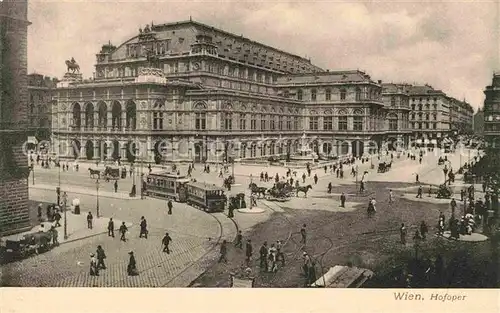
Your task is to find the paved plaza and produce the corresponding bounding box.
[1,147,496,287]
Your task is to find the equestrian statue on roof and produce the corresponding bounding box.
[65,57,80,73]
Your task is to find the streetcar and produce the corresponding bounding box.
[185,182,227,213]
[144,171,191,202]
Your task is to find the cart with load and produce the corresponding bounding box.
[266,181,293,202]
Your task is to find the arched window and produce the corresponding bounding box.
[85,102,94,128]
[297,89,303,100]
[338,110,347,130]
[311,89,317,101]
[355,88,361,101]
[325,89,331,101]
[388,113,398,131]
[223,113,233,130]
[153,100,164,130]
[97,101,107,128]
[111,101,122,129]
[340,88,346,101]
[72,103,81,129]
[126,100,137,130]
[353,109,363,131]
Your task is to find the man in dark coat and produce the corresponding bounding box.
[400,223,407,245]
[167,200,173,215]
[108,218,115,237]
[300,224,307,244]
[259,242,268,271]
[119,222,128,242]
[37,204,43,220]
[162,232,172,253]
[327,182,332,194]
[245,239,253,266]
[96,245,107,269]
[114,180,118,193]
[420,221,428,239]
[235,230,243,249]
[127,251,138,276]
[53,211,62,227]
[139,216,148,239]
[340,192,346,208]
[313,174,318,185]
[87,212,93,229]
[218,240,228,263]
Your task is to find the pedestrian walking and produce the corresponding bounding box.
[340,192,346,208]
[300,224,307,245]
[162,232,172,253]
[415,173,419,183]
[389,189,394,204]
[420,221,428,239]
[218,240,228,263]
[108,218,115,237]
[96,245,106,269]
[167,200,173,215]
[127,251,138,276]
[276,240,285,266]
[416,185,423,198]
[90,253,99,276]
[324,165,327,174]
[114,180,118,193]
[37,203,43,220]
[302,173,306,183]
[327,182,332,194]
[245,239,253,266]
[313,174,318,185]
[400,223,407,245]
[259,242,268,271]
[87,212,93,229]
[268,244,277,272]
[235,230,243,249]
[119,222,128,242]
[50,226,59,246]
[139,216,148,239]
[53,211,62,227]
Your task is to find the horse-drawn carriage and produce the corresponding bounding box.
[2,231,53,261]
[103,166,120,181]
[229,193,247,209]
[377,162,392,173]
[266,181,294,201]
[436,184,452,199]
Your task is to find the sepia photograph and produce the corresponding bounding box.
[1,0,499,300]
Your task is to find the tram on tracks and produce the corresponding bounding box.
[144,172,227,212]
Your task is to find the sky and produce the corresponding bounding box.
[27,0,500,111]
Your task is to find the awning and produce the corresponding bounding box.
[27,136,38,144]
[416,139,422,144]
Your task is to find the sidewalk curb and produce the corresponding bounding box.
[30,185,141,201]
[56,223,136,246]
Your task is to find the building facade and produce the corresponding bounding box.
[473,107,484,136]
[28,73,58,142]
[407,85,452,145]
[0,0,31,235]
[483,73,500,149]
[51,20,470,165]
[448,96,474,135]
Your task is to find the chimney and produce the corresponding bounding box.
[377,80,382,84]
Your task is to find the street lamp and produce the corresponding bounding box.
[63,192,68,239]
[355,165,359,194]
[96,179,100,218]
[31,164,35,185]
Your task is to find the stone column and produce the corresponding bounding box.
[93,140,99,160]
[121,109,126,132]
[107,110,113,131]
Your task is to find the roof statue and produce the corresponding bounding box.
[65,57,80,73]
[144,24,150,33]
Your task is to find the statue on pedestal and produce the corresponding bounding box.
[65,57,80,73]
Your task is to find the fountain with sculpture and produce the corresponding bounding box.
[289,132,318,163]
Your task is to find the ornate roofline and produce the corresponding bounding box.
[150,19,323,70]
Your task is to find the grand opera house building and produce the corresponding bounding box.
[52,19,453,165]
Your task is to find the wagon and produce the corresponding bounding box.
[3,231,53,260]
